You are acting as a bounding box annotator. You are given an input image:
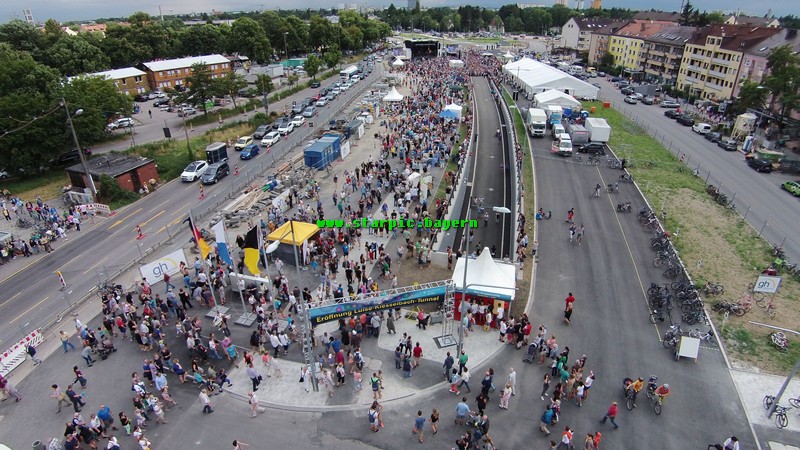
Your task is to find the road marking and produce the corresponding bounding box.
[82,256,109,275]
[171,202,192,217]
[0,292,22,310]
[107,208,143,229]
[109,208,162,237]
[9,296,49,325]
[140,210,165,227]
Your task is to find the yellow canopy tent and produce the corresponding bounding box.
[267,220,320,245]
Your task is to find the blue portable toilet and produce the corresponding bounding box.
[563,107,572,119]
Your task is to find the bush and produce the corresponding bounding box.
[98,174,138,205]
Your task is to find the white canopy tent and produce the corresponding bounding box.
[451,247,516,301]
[444,103,463,119]
[383,86,404,102]
[503,51,515,60]
[391,58,405,67]
[534,89,582,109]
[504,57,599,100]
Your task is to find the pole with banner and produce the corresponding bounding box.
[56,270,67,291]
[189,211,218,308]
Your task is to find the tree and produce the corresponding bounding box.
[213,71,247,109]
[324,46,342,70]
[179,63,215,116]
[598,52,616,71]
[304,54,322,80]
[63,75,132,144]
[227,17,272,63]
[287,73,299,87]
[732,80,768,115]
[180,24,223,56]
[679,1,695,26]
[0,20,45,55]
[308,15,334,50]
[44,35,111,76]
[255,74,274,113]
[548,4,572,27]
[764,45,800,119]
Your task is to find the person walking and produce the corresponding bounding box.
[584,433,597,450]
[507,367,517,396]
[412,410,425,443]
[248,391,265,418]
[455,397,470,425]
[443,352,454,381]
[499,382,512,409]
[458,350,469,375]
[599,401,619,429]
[564,293,575,325]
[65,384,85,412]
[576,225,584,246]
[51,384,72,413]
[429,408,440,435]
[73,366,88,390]
[449,369,460,395]
[369,401,382,432]
[539,405,555,436]
[81,344,95,367]
[26,343,42,365]
[247,363,262,392]
[199,388,214,414]
[0,374,21,402]
[458,366,472,393]
[557,426,574,450]
[541,373,552,400]
[60,331,76,353]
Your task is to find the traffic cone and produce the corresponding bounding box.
[234,165,239,176]
[199,186,205,200]
[136,225,145,240]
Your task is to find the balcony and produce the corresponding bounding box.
[685,75,699,84]
[712,57,732,66]
[708,69,727,79]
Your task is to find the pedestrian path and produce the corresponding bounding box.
[732,369,800,433]
[224,307,502,411]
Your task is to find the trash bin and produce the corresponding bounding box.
[32,440,44,450]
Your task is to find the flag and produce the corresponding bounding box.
[212,221,232,266]
[243,225,260,275]
[185,216,211,260]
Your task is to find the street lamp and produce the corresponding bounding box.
[62,98,97,202]
[283,32,289,62]
[492,206,511,259]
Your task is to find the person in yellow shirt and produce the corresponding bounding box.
[626,377,644,407]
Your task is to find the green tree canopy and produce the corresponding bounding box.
[227,17,273,63]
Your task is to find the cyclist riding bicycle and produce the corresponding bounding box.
[655,383,670,403]
[625,377,644,405]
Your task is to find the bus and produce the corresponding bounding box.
[340,65,358,80]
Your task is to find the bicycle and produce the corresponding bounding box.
[688,328,717,346]
[586,156,601,166]
[643,379,662,415]
[607,158,623,169]
[756,296,777,318]
[762,395,789,428]
[701,282,724,296]
[771,332,789,352]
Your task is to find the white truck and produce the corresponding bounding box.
[547,105,563,126]
[585,117,611,143]
[527,108,548,137]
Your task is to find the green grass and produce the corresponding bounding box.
[0,170,70,201]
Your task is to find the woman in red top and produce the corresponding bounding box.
[412,343,423,368]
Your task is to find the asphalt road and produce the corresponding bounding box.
[453,77,512,259]
[529,131,755,447]
[597,78,800,264]
[0,65,385,346]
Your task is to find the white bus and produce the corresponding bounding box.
[340,65,358,80]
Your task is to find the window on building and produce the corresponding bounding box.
[158,71,163,77]
[134,76,143,82]
[120,78,127,85]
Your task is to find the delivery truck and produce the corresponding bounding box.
[547,105,563,127]
[585,117,611,143]
[527,108,548,137]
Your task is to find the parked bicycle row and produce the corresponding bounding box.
[662,324,717,354]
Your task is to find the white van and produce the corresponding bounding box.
[552,123,565,137]
[692,123,712,134]
[552,133,573,156]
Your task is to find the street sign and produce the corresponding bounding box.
[754,275,782,294]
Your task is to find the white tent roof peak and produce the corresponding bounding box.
[383,86,404,102]
[392,58,405,66]
[504,51,515,59]
[451,247,516,301]
[445,103,463,111]
[534,89,581,108]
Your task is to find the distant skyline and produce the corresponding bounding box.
[1,0,794,24]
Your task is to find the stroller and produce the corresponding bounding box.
[523,342,538,364]
[97,337,117,360]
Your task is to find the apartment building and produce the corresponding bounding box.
[560,17,620,52]
[587,20,630,65]
[75,67,148,97]
[608,20,677,71]
[676,24,781,101]
[142,54,231,91]
[732,28,800,97]
[640,25,696,86]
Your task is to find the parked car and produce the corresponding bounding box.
[134,94,148,102]
[253,125,270,140]
[340,83,351,92]
[676,115,695,126]
[181,160,209,182]
[747,158,773,173]
[234,136,254,150]
[609,76,623,83]
[623,95,638,104]
[717,138,739,151]
[153,98,170,108]
[201,161,230,184]
[692,123,712,134]
[238,88,255,98]
[291,116,306,127]
[291,103,304,115]
[240,144,260,160]
[704,132,722,142]
[664,109,681,119]
[310,81,321,88]
[316,97,329,107]
[781,180,800,196]
[641,96,655,105]
[277,121,295,135]
[177,107,197,117]
[261,131,281,147]
[302,106,316,118]
[577,142,606,155]
[107,117,134,130]
[660,100,680,108]
[621,87,635,96]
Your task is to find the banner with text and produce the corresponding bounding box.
[309,285,446,325]
[139,248,188,285]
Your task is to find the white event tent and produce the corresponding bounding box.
[504,57,599,100]
[444,103,463,119]
[534,89,582,109]
[451,247,516,301]
[383,86,404,102]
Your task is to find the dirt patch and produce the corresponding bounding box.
[662,188,800,374]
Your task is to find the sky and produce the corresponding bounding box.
[0,0,795,24]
